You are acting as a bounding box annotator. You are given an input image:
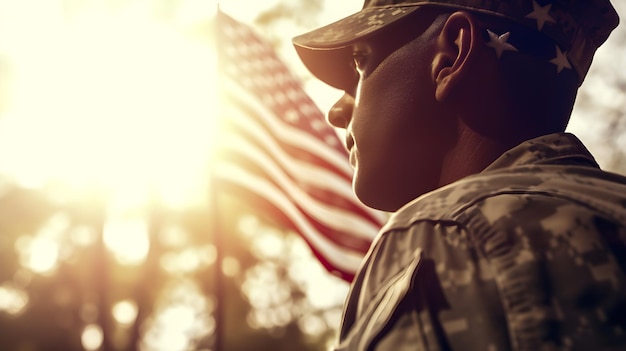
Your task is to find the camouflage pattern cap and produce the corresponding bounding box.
[293,0,619,87]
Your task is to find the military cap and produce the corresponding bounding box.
[293,0,619,88]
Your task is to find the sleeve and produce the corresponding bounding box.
[466,193,626,351]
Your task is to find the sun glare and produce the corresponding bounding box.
[16,235,60,274]
[113,299,139,326]
[103,217,151,265]
[0,1,360,348]
[0,283,29,316]
[81,323,104,351]
[140,279,214,351]
[0,1,219,209]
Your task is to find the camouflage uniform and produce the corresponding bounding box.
[334,133,626,351]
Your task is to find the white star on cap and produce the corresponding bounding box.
[525,1,556,31]
[550,46,572,73]
[486,30,518,59]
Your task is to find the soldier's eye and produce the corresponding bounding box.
[352,51,368,73]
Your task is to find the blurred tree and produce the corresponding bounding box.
[0,178,341,350]
[568,2,626,174]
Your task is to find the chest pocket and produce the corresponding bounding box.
[333,249,427,351]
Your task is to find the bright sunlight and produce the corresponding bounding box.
[0,0,219,209]
[0,1,361,350]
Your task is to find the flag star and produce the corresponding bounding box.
[485,30,518,59]
[325,135,339,146]
[285,109,300,123]
[299,104,316,116]
[525,1,556,31]
[274,92,287,105]
[311,119,326,131]
[286,89,301,101]
[550,46,572,73]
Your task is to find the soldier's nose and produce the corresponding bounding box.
[327,93,355,129]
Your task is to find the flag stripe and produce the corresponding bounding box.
[221,101,386,227]
[214,163,366,278]
[220,130,381,243]
[222,80,354,178]
[214,10,383,281]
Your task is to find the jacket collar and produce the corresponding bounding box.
[484,133,599,172]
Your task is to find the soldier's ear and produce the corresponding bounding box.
[431,11,481,102]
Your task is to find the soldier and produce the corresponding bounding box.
[293,1,626,350]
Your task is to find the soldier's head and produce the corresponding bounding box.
[293,0,619,211]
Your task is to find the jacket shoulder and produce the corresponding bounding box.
[383,165,626,233]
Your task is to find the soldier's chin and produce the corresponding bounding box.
[354,181,399,213]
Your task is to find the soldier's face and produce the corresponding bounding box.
[328,15,457,212]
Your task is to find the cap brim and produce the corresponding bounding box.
[292,5,421,89]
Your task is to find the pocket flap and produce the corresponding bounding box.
[334,248,423,351]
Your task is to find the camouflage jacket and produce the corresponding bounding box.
[334,133,626,351]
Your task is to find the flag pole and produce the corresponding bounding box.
[210,175,225,351]
[212,5,225,350]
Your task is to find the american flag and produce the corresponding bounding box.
[213,10,385,281]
